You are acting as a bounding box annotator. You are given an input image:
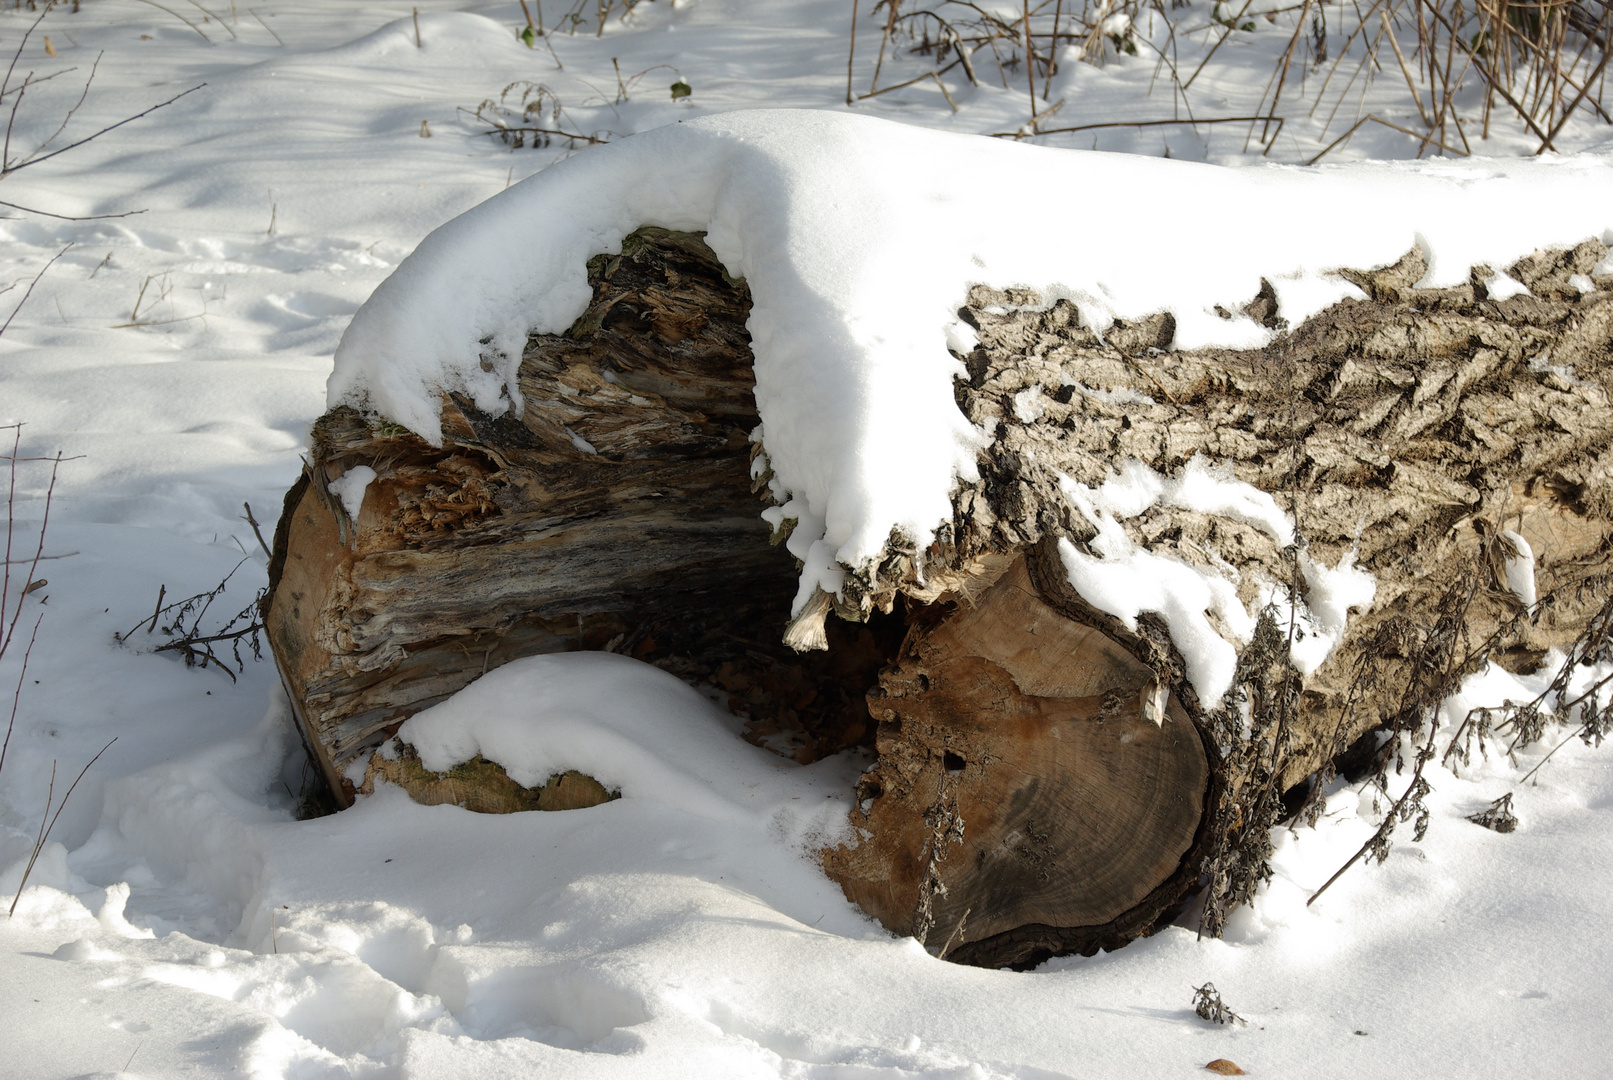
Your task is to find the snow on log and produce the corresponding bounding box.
[267,112,1613,967]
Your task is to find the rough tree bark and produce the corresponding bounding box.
[266,227,1613,969]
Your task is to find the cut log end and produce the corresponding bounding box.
[823,558,1210,968]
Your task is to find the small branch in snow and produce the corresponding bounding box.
[248,8,284,46]
[1001,114,1284,142]
[847,0,859,105]
[242,502,272,559]
[1,83,205,179]
[0,244,70,340]
[7,736,116,918]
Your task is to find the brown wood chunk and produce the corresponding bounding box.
[362,743,617,814]
[824,559,1209,967]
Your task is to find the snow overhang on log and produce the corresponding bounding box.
[328,109,1613,666]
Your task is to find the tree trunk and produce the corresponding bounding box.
[266,228,1613,968]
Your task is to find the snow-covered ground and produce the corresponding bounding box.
[2,2,1612,1077]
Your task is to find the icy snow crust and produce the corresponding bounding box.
[333,109,1613,604]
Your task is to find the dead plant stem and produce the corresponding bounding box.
[131,0,211,42]
[1022,0,1038,128]
[0,244,69,341]
[1042,0,1062,99]
[248,8,283,45]
[8,737,116,917]
[1183,0,1255,89]
[1535,35,1613,148]
[0,614,39,775]
[847,0,859,105]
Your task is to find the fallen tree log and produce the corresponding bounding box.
[266,227,1613,968]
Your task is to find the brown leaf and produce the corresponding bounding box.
[1205,1061,1246,1076]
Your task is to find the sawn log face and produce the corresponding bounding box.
[823,558,1210,966]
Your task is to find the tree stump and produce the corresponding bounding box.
[266,227,1613,967]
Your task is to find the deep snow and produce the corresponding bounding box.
[1,3,1612,1078]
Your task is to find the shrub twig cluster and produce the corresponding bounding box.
[845,0,1611,155]
[462,81,611,149]
[117,559,267,682]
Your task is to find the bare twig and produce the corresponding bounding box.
[1536,42,1613,150]
[1,426,20,659]
[119,557,265,680]
[1182,0,1256,89]
[3,84,205,178]
[870,0,901,95]
[1002,114,1285,139]
[241,502,271,559]
[0,244,71,340]
[28,51,102,162]
[1022,0,1039,128]
[1308,708,1437,905]
[1248,0,1313,150]
[145,584,165,634]
[2,441,61,661]
[129,0,213,43]
[248,8,283,45]
[0,3,57,113]
[0,614,40,777]
[1042,0,1063,100]
[848,0,860,105]
[1303,112,1465,163]
[0,552,77,565]
[8,737,116,917]
[0,199,143,222]
[859,57,963,100]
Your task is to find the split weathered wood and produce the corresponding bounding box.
[268,229,894,803]
[265,227,1613,968]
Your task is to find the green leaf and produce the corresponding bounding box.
[520,25,536,47]
[670,79,692,101]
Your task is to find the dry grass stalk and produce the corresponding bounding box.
[0,425,110,917]
[7,738,115,917]
[852,0,1609,155]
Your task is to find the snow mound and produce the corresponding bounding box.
[331,109,1613,604]
[397,651,857,842]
